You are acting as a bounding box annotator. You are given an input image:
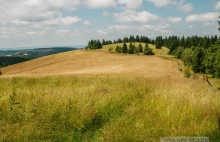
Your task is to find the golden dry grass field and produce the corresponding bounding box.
[1,43,178,78]
[1,43,220,142]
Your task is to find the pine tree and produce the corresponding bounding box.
[97,40,102,49]
[144,43,154,55]
[122,42,128,53]
[128,42,134,54]
[102,39,106,45]
[138,43,143,53]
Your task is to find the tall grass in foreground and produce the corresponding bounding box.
[0,75,220,141]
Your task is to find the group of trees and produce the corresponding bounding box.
[85,40,102,49]
[102,36,153,45]
[158,35,220,78]
[114,43,154,55]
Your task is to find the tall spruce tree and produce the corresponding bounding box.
[128,42,134,54]
[138,43,143,53]
[144,43,154,55]
[122,42,128,53]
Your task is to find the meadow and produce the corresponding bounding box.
[1,43,220,141]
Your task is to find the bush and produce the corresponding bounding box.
[109,47,114,53]
[0,70,2,76]
[144,44,154,55]
[184,69,191,78]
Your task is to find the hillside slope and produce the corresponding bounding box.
[1,44,182,78]
[1,44,220,141]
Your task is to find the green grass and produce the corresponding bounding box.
[1,75,220,141]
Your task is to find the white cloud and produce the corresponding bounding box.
[189,25,193,29]
[178,3,193,13]
[167,17,182,22]
[0,35,10,39]
[85,0,117,9]
[118,0,143,9]
[113,10,159,23]
[44,16,81,26]
[146,0,193,13]
[146,0,173,7]
[0,0,82,30]
[11,20,31,26]
[215,1,220,10]
[97,23,171,34]
[83,21,92,25]
[27,31,46,36]
[56,30,70,35]
[103,11,110,17]
[186,12,219,22]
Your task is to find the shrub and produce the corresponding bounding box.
[109,47,114,53]
[0,69,2,76]
[143,44,154,55]
[184,69,191,78]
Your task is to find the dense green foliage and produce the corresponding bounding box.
[155,36,163,49]
[86,40,102,49]
[154,35,220,78]
[0,56,30,67]
[143,44,154,55]
[122,42,128,53]
[114,42,154,55]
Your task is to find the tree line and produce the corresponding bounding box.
[156,35,220,78]
[114,42,154,55]
[86,36,153,50]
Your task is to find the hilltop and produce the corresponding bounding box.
[1,43,182,79]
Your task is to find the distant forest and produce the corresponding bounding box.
[0,47,78,68]
[0,56,30,68]
[86,35,220,78]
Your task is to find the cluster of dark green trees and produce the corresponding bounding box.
[0,56,30,68]
[104,36,152,45]
[115,43,154,55]
[85,40,102,49]
[156,35,220,78]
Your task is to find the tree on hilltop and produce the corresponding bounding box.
[144,43,154,55]
[122,42,128,53]
[138,43,143,53]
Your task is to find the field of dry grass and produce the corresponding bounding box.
[1,44,181,79]
[1,43,220,141]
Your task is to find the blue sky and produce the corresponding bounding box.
[0,0,220,48]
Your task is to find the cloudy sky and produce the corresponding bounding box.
[0,0,220,48]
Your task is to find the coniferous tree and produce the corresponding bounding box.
[128,42,135,54]
[192,47,205,73]
[97,40,102,49]
[122,42,128,53]
[136,35,140,42]
[102,39,106,45]
[138,43,143,53]
[144,43,154,55]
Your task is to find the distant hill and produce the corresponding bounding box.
[0,47,82,67]
[1,43,182,79]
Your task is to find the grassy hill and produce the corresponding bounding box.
[1,44,180,78]
[0,43,220,141]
